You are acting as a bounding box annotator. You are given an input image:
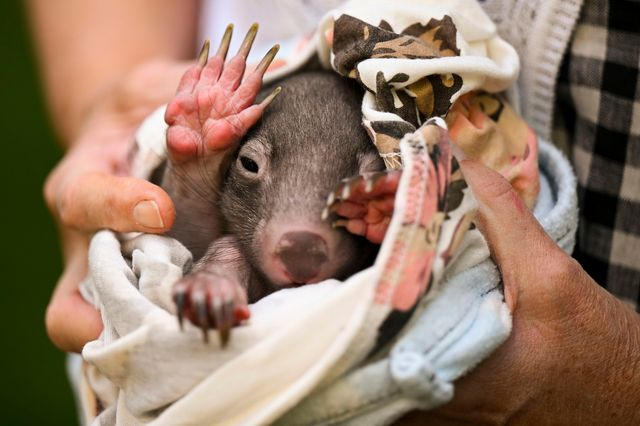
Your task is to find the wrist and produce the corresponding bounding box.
[517,263,640,422]
[579,284,640,420]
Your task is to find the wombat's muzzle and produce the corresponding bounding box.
[275,231,329,283]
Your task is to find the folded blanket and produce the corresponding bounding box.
[70,1,578,425]
[72,138,575,426]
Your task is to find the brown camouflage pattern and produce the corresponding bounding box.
[332,14,464,168]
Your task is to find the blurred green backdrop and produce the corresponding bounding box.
[0,2,77,424]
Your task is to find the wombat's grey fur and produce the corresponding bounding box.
[163,71,384,334]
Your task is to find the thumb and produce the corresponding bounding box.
[458,159,562,309]
[52,172,176,234]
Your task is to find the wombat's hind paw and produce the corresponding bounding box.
[323,171,401,244]
[173,271,250,346]
[165,23,281,164]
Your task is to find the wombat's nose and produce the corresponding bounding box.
[276,231,329,283]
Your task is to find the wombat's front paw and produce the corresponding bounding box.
[173,271,250,346]
[323,170,401,244]
[165,24,281,164]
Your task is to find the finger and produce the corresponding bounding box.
[253,43,280,76]
[175,38,217,94]
[459,160,555,259]
[218,23,258,90]
[175,66,202,94]
[175,39,210,94]
[56,173,176,233]
[333,218,366,236]
[330,200,367,218]
[45,246,103,353]
[228,89,280,134]
[46,289,103,353]
[232,44,280,110]
[258,85,281,109]
[459,159,560,305]
[199,24,234,87]
[369,196,395,217]
[366,171,402,196]
[333,217,390,244]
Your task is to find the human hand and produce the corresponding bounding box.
[44,60,191,352]
[398,159,640,424]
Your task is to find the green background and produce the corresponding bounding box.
[0,2,77,424]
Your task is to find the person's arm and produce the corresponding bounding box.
[28,0,200,142]
[398,160,640,424]
[27,1,201,352]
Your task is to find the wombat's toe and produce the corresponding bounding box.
[172,271,249,346]
[323,171,401,244]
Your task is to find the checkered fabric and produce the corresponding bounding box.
[555,0,640,310]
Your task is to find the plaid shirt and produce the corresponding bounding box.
[555,0,640,310]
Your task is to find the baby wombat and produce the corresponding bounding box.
[158,29,384,344]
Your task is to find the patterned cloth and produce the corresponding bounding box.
[554,0,640,310]
[256,0,541,306]
[317,2,540,306]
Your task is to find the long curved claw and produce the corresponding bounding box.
[197,39,211,67]
[237,23,259,59]
[255,44,280,75]
[260,86,282,109]
[217,300,235,347]
[211,295,225,345]
[172,270,249,346]
[174,291,186,331]
[216,24,233,60]
[196,296,210,343]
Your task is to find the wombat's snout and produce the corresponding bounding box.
[275,231,329,283]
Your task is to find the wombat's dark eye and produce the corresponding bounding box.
[240,156,259,173]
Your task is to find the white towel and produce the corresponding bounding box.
[69,1,577,424]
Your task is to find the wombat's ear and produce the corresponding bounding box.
[359,150,386,174]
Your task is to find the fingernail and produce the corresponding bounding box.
[134,200,164,229]
[197,39,211,67]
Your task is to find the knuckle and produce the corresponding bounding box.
[546,254,579,284]
[533,253,582,308]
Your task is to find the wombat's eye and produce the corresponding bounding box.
[240,156,259,173]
